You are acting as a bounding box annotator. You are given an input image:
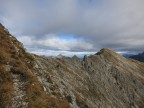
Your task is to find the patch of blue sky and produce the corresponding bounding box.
[56,34,81,42]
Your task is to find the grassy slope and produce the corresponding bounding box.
[0,23,70,108]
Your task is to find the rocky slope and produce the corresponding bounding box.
[0,23,144,108]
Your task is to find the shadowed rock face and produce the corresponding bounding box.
[1,23,144,108]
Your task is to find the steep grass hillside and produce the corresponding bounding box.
[0,23,70,108]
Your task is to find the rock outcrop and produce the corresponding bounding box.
[0,23,144,108]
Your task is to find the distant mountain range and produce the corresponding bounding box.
[122,54,135,58]
[129,52,144,62]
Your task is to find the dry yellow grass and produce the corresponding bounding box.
[0,23,70,108]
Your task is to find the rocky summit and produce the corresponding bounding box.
[0,23,144,108]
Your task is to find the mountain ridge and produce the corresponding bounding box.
[0,23,144,108]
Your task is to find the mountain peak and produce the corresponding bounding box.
[97,48,113,54]
[71,55,80,63]
[96,48,122,59]
[96,48,117,55]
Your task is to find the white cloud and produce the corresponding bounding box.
[17,34,94,51]
[27,48,96,57]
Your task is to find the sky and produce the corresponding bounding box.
[0,0,144,57]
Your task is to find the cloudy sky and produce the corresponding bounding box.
[0,0,144,57]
